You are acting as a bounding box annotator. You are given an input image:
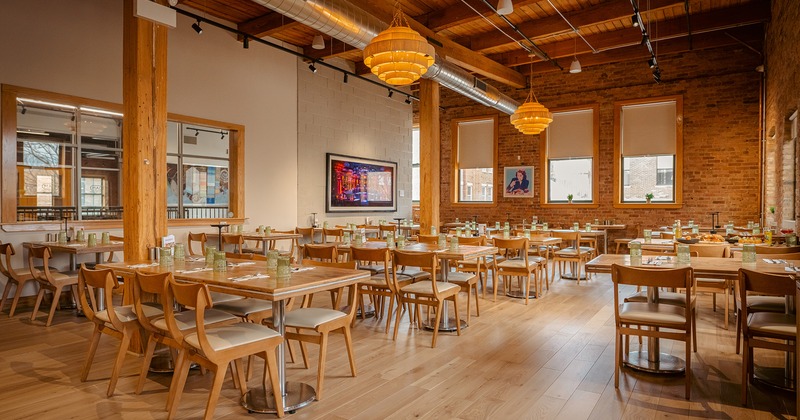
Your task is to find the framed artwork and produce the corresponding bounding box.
[326,153,397,212]
[503,166,534,198]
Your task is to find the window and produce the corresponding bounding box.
[615,96,683,206]
[411,127,420,202]
[782,110,798,222]
[2,85,244,224]
[453,116,496,203]
[542,106,598,204]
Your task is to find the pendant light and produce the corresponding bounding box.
[363,3,435,86]
[497,0,513,15]
[569,36,581,74]
[312,34,325,50]
[510,64,552,135]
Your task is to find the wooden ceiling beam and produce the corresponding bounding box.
[490,3,769,68]
[237,11,302,39]
[304,39,358,61]
[467,0,682,52]
[345,0,526,88]
[417,0,540,32]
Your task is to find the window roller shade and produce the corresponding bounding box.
[457,119,494,169]
[622,101,677,156]
[547,109,593,159]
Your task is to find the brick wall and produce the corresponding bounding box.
[764,0,800,231]
[433,45,762,241]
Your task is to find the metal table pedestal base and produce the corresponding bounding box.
[753,366,796,392]
[423,317,467,332]
[241,382,316,414]
[506,290,538,299]
[624,351,685,374]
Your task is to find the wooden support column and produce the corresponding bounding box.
[122,0,168,260]
[419,79,440,233]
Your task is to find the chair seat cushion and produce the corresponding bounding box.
[360,274,390,288]
[210,291,245,304]
[401,280,459,295]
[214,298,273,317]
[50,271,78,282]
[624,291,689,307]
[696,278,726,286]
[396,267,430,280]
[153,308,237,331]
[746,295,786,313]
[96,304,138,324]
[184,322,280,352]
[443,272,476,284]
[13,268,34,279]
[497,258,541,270]
[747,312,796,336]
[140,302,164,319]
[285,307,346,329]
[554,247,591,257]
[615,239,633,244]
[619,302,687,325]
[357,264,386,274]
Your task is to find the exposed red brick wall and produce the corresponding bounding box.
[764,0,800,231]
[434,45,762,241]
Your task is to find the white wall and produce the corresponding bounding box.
[0,0,298,293]
[296,59,413,227]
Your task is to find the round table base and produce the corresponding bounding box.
[559,272,588,281]
[241,382,316,414]
[624,351,685,374]
[506,289,538,299]
[354,303,376,319]
[148,353,175,373]
[423,317,467,332]
[753,366,796,392]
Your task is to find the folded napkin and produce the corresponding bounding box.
[784,266,799,273]
[292,267,315,273]
[228,273,269,282]
[127,262,159,268]
[186,256,205,262]
[227,261,256,267]
[176,267,212,274]
[642,260,662,266]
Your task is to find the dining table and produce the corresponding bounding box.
[586,253,799,376]
[99,257,370,415]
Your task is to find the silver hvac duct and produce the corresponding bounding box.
[252,0,520,115]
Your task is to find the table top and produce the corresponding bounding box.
[585,254,798,279]
[24,240,124,254]
[590,224,627,230]
[486,235,561,246]
[98,259,370,301]
[400,243,498,260]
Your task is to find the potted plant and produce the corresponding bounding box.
[645,192,654,204]
[567,194,573,203]
[769,206,776,214]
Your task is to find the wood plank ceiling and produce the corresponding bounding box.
[176,0,767,88]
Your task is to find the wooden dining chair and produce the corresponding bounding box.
[392,250,461,348]
[379,224,397,238]
[77,265,140,397]
[284,270,359,400]
[132,271,238,396]
[0,243,37,317]
[738,268,796,405]
[754,245,800,254]
[349,247,398,330]
[221,233,244,253]
[687,243,731,328]
[493,237,544,305]
[322,228,343,244]
[164,278,284,419]
[187,232,207,256]
[611,264,694,400]
[456,236,488,299]
[550,231,594,285]
[28,245,79,326]
[416,234,438,244]
[303,243,338,262]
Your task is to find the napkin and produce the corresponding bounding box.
[784,266,799,273]
[176,267,212,274]
[228,273,269,282]
[227,261,256,267]
[292,267,315,273]
[127,262,159,268]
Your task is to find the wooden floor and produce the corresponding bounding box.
[0,272,796,419]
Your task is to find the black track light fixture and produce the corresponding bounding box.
[343,73,348,83]
[388,90,394,98]
[652,68,662,83]
[631,14,639,28]
[405,96,412,104]
[20,105,26,115]
[308,62,317,73]
[648,57,656,68]
[243,36,249,49]
[192,19,202,34]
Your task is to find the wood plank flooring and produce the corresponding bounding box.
[0,273,796,419]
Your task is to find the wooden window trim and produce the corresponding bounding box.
[539,104,600,208]
[1,84,245,229]
[613,95,684,209]
[450,114,498,205]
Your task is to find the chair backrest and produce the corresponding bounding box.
[738,252,800,260]
[458,236,485,246]
[379,225,397,237]
[226,251,253,259]
[78,265,123,329]
[349,247,390,287]
[296,227,316,245]
[492,237,529,263]
[303,244,338,262]
[416,234,438,244]
[222,233,244,248]
[660,231,676,239]
[611,264,693,290]
[687,243,729,258]
[27,245,57,284]
[0,243,18,280]
[300,259,357,269]
[550,230,581,244]
[392,250,439,296]
[187,232,207,256]
[756,245,800,254]
[164,276,219,357]
[739,269,796,337]
[132,271,170,334]
[322,228,343,243]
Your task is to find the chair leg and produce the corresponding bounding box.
[9,280,29,317]
[735,308,742,355]
[723,286,730,330]
[741,337,749,405]
[692,308,698,352]
[392,296,402,341]
[81,325,103,382]
[452,296,461,337]
[431,301,443,348]
[203,366,226,420]
[166,351,191,418]
[685,332,691,400]
[473,282,480,318]
[136,336,159,394]
[384,294,395,334]
[263,350,285,418]
[31,287,46,322]
[316,332,329,400]
[45,285,64,327]
[0,281,12,313]
[342,327,357,377]
[107,328,132,397]
[465,285,472,325]
[614,331,621,389]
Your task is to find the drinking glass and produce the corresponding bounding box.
[449,235,459,252]
[213,251,226,272]
[572,222,579,232]
[495,222,500,230]
[397,235,406,249]
[523,229,531,239]
[160,247,173,267]
[173,243,186,261]
[87,233,97,247]
[438,233,447,249]
[75,229,85,242]
[343,231,351,245]
[788,234,797,246]
[266,250,279,270]
[205,246,217,268]
[58,231,67,244]
[542,223,548,231]
[643,229,652,244]
[629,241,642,265]
[101,232,110,244]
[742,244,757,264]
[585,223,591,232]
[502,227,510,239]
[354,233,364,246]
[430,226,437,235]
[276,256,290,278]
[386,233,395,250]
[677,244,691,264]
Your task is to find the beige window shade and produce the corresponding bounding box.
[457,119,494,169]
[621,101,677,156]
[547,109,594,159]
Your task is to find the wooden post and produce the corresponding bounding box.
[419,79,440,233]
[122,0,168,261]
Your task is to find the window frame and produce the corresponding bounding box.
[613,95,683,209]
[411,125,420,203]
[539,104,600,208]
[1,84,245,228]
[451,115,498,206]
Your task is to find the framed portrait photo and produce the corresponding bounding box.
[503,166,534,198]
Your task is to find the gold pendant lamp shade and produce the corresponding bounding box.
[363,5,435,86]
[510,68,552,135]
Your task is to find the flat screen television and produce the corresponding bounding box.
[326,153,397,213]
